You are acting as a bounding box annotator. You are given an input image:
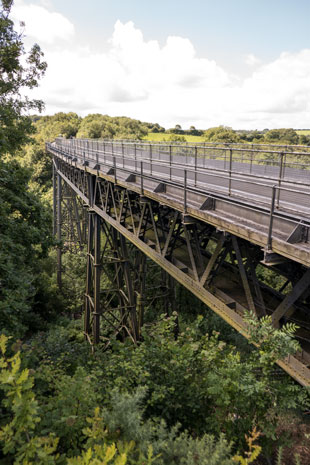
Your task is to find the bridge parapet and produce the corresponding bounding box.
[50,138,310,266]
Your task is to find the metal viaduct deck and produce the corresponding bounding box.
[47,138,310,387]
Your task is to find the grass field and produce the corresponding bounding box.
[144,131,310,144]
[143,133,204,143]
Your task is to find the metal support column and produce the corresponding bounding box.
[84,211,94,339]
[93,214,101,343]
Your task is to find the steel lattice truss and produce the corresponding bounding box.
[51,150,310,387]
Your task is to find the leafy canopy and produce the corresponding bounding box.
[0,0,47,156]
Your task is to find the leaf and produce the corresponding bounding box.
[114,453,127,465]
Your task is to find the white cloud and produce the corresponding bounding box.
[245,53,261,67]
[237,50,310,126]
[13,2,310,129]
[11,0,74,44]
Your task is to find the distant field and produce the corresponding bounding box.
[143,133,204,143]
[144,131,310,144]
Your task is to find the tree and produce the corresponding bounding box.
[0,0,47,157]
[0,155,54,336]
[0,0,54,337]
[204,126,240,143]
[264,128,299,145]
[167,134,186,142]
[76,114,148,140]
[298,134,310,146]
[188,125,202,136]
[34,112,81,143]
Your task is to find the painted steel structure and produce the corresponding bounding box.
[47,138,310,387]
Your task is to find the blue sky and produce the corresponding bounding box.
[49,0,310,67]
[12,0,310,129]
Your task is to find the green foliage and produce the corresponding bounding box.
[0,0,47,157]
[145,126,310,146]
[0,157,54,337]
[244,311,300,366]
[79,390,235,465]
[144,132,203,143]
[67,442,131,465]
[76,114,148,140]
[204,126,241,143]
[18,112,82,196]
[89,314,308,451]
[264,128,299,145]
[167,124,184,135]
[38,366,99,454]
[24,319,89,375]
[61,250,87,315]
[144,122,165,133]
[0,334,58,464]
[0,333,238,465]
[166,134,186,142]
[0,0,56,338]
[34,112,82,143]
[233,428,261,464]
[2,311,309,463]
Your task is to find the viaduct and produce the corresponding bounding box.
[47,138,310,387]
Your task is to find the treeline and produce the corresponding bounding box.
[167,125,310,145]
[33,112,150,141]
[32,113,310,146]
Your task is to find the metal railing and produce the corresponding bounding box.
[53,138,310,215]
[48,138,310,254]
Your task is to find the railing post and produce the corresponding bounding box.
[169,145,172,181]
[184,169,187,213]
[194,146,197,187]
[149,143,152,176]
[114,156,117,184]
[134,143,137,172]
[276,152,284,209]
[140,161,144,195]
[122,142,125,168]
[228,148,232,196]
[267,185,277,251]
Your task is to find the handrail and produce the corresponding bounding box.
[47,140,310,222]
[55,137,310,157]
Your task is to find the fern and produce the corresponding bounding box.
[233,428,261,465]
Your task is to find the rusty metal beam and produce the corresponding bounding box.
[272,267,310,325]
